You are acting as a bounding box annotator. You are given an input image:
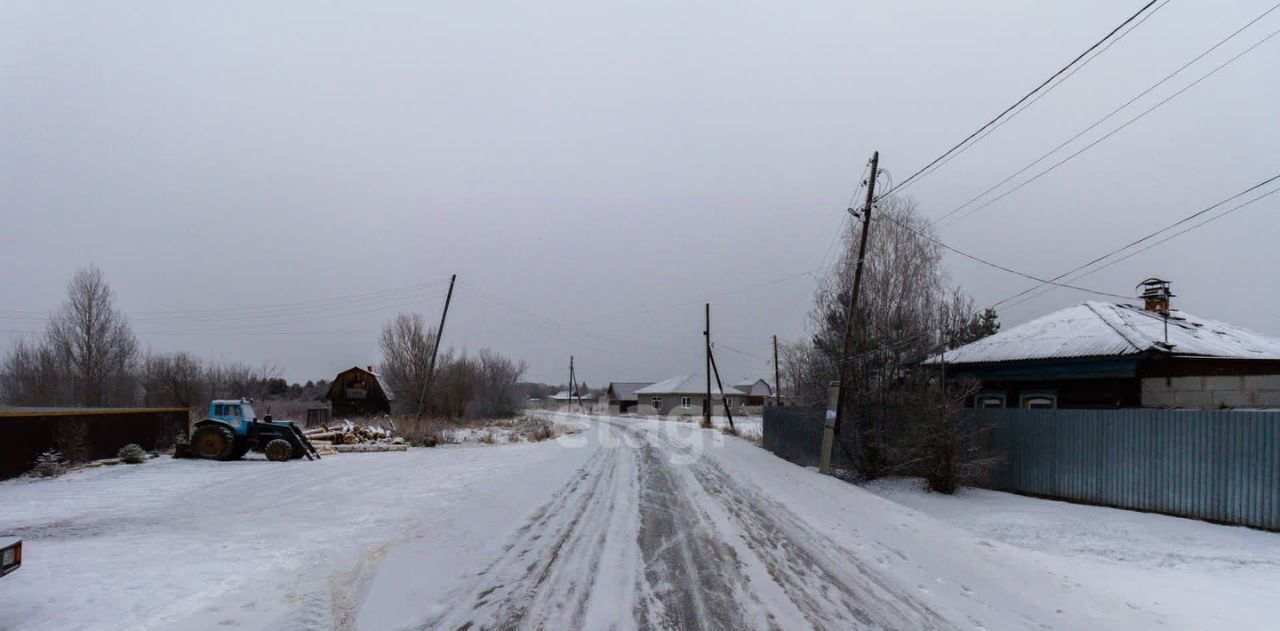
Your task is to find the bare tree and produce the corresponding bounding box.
[204,361,277,401]
[378,312,438,414]
[794,196,1001,480]
[0,338,68,405]
[141,352,204,407]
[467,348,528,418]
[45,266,139,406]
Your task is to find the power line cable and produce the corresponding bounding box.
[880,0,1162,198]
[877,211,1133,300]
[906,0,1173,192]
[943,24,1280,227]
[992,172,1280,309]
[834,176,1280,366]
[935,3,1280,226]
[1002,183,1280,310]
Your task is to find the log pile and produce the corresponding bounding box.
[303,420,405,455]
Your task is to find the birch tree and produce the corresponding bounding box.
[46,266,139,406]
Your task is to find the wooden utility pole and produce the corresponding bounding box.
[824,152,878,473]
[416,273,456,420]
[707,338,735,432]
[704,303,712,426]
[569,355,579,410]
[773,334,781,406]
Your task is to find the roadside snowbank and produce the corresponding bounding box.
[866,477,1280,628]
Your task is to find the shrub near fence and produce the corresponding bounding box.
[0,408,189,479]
[763,406,1280,530]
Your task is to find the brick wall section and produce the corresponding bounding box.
[1142,374,1280,408]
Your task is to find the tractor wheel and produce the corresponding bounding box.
[191,425,237,461]
[264,439,293,462]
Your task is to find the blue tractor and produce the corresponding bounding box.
[186,399,320,462]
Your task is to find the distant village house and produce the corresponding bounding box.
[606,382,651,415]
[634,375,745,417]
[324,366,394,417]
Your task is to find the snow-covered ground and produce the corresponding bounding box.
[866,477,1280,627]
[2,413,1276,630]
[0,440,595,630]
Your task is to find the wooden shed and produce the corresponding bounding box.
[324,366,394,417]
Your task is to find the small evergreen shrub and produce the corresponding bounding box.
[118,443,147,464]
[32,449,67,477]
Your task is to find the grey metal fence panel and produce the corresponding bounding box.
[762,406,858,471]
[763,406,1280,530]
[762,406,824,468]
[976,408,1280,530]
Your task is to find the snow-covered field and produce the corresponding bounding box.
[1,413,1276,630]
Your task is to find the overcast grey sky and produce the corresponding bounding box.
[2,1,1278,385]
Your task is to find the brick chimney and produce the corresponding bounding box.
[1137,278,1173,315]
[367,365,374,373]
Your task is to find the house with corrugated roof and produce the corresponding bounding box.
[733,379,776,406]
[548,390,597,410]
[605,382,651,415]
[635,375,745,417]
[929,295,1280,410]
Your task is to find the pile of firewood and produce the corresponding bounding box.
[303,420,406,455]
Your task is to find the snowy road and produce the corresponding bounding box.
[424,419,951,630]
[2,413,1255,630]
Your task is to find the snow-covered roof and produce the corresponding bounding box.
[368,369,395,401]
[549,390,596,401]
[635,375,745,396]
[733,379,775,396]
[606,382,652,402]
[930,302,1280,365]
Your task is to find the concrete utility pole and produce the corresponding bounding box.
[773,334,781,406]
[823,152,878,474]
[416,273,456,420]
[704,303,712,426]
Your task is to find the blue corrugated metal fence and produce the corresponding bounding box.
[763,407,1280,530]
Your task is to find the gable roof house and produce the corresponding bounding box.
[635,375,745,417]
[548,390,597,410]
[930,296,1280,410]
[324,366,395,417]
[733,379,776,406]
[606,382,652,415]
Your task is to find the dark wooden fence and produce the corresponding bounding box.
[763,406,1280,530]
[0,408,189,479]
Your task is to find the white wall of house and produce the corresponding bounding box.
[1142,375,1280,408]
[638,394,745,417]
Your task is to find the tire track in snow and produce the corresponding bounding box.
[632,437,752,630]
[635,423,956,631]
[423,444,625,630]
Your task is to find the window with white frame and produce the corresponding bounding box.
[652,398,662,410]
[681,396,692,408]
[975,392,1006,408]
[1020,393,1057,409]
